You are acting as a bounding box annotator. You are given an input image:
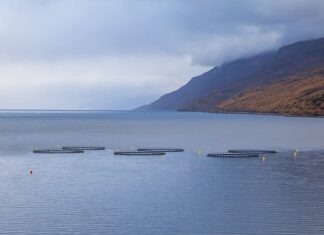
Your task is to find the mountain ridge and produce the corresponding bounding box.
[137,38,324,116]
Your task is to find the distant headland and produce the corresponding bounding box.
[138,38,324,117]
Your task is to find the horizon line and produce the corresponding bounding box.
[0,108,131,112]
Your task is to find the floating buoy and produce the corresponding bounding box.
[262,156,266,161]
[29,169,33,176]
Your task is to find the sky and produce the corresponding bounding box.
[0,0,324,109]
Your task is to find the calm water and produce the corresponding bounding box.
[0,111,324,234]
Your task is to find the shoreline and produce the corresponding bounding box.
[179,109,324,118]
[0,108,323,118]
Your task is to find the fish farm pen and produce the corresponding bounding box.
[207,153,259,158]
[114,151,166,156]
[33,146,279,158]
[228,149,277,154]
[137,148,184,152]
[62,146,106,151]
[33,149,84,154]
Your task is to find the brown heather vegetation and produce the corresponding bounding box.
[217,68,324,116]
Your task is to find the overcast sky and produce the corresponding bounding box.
[0,0,324,109]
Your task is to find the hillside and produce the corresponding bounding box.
[138,38,324,116]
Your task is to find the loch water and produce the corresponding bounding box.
[0,111,324,235]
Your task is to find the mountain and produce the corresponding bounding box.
[138,38,324,116]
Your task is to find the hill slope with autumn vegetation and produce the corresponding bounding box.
[138,38,324,116]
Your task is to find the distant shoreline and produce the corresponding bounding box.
[179,109,324,118]
[0,108,323,118]
[0,109,123,112]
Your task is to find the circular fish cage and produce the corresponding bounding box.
[114,151,165,156]
[62,146,106,151]
[207,153,259,158]
[137,148,184,153]
[33,149,84,154]
[228,149,277,154]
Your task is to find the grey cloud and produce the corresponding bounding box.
[0,0,323,65]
